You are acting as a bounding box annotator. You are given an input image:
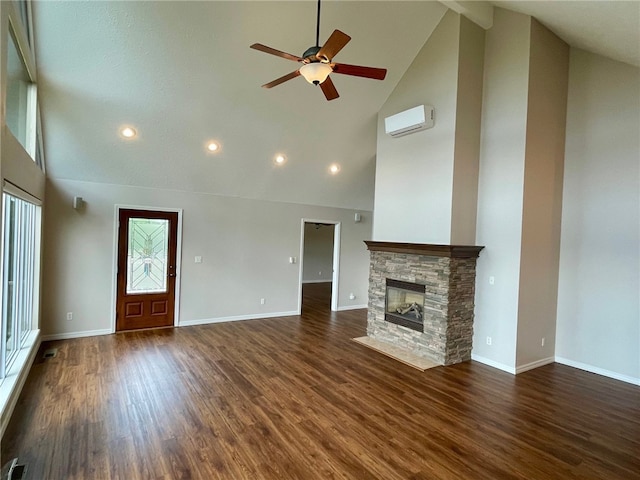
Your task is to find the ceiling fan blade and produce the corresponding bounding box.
[250,44,303,62]
[316,30,351,62]
[320,76,339,101]
[332,63,387,80]
[262,70,301,89]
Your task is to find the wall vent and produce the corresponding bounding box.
[42,348,58,359]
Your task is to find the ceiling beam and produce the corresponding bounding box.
[439,1,494,30]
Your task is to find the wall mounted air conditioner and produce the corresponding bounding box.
[384,105,434,138]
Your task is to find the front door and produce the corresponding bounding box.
[116,209,178,331]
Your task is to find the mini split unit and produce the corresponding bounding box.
[384,105,435,137]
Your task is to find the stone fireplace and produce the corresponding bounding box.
[365,241,483,366]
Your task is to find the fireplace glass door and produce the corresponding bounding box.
[385,279,425,332]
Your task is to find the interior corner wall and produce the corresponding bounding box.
[473,8,531,371]
[450,15,485,245]
[515,19,569,368]
[372,9,457,243]
[42,178,372,337]
[556,49,640,383]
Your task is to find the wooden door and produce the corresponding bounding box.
[116,209,178,331]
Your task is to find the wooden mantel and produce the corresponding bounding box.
[364,241,484,258]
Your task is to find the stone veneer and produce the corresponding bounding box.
[365,242,483,366]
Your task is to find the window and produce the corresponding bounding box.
[1,193,38,378]
[6,26,34,154]
[16,1,30,47]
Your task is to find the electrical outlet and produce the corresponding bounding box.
[489,276,495,285]
[260,298,265,305]
[486,336,492,346]
[66,312,73,321]
[541,337,545,347]
[194,256,202,263]
[318,271,322,276]
[349,293,355,300]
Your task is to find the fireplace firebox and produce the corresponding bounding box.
[385,279,425,332]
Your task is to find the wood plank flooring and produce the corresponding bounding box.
[3,283,639,479]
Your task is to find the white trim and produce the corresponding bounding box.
[111,205,183,333]
[301,279,333,284]
[298,218,341,314]
[515,357,555,374]
[471,353,516,374]
[555,356,640,386]
[3,180,41,205]
[179,311,298,327]
[331,223,341,311]
[25,83,37,157]
[7,5,36,80]
[337,304,367,311]
[40,328,112,342]
[471,354,640,385]
[0,329,40,439]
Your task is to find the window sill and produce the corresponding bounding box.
[0,329,40,439]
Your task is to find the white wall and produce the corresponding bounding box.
[302,223,334,283]
[515,19,568,368]
[556,49,640,384]
[42,178,372,337]
[473,8,531,371]
[373,9,455,243]
[450,15,485,245]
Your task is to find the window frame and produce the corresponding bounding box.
[0,191,40,378]
[6,14,37,159]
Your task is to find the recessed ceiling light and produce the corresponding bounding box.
[329,164,340,174]
[120,126,137,139]
[207,141,220,153]
[275,154,286,165]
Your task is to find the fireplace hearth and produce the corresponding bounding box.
[365,241,484,366]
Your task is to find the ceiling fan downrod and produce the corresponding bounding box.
[315,0,321,47]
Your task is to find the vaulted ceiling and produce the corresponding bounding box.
[32,1,639,211]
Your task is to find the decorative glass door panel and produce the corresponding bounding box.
[126,218,169,294]
[116,209,178,331]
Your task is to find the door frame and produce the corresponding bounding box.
[297,218,341,313]
[110,205,183,333]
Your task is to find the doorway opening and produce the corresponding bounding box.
[113,207,182,332]
[298,219,340,313]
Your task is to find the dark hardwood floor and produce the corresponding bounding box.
[3,283,639,479]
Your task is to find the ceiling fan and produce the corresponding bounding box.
[250,0,387,101]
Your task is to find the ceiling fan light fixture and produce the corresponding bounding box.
[300,62,333,85]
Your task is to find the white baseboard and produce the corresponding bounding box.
[180,310,298,327]
[40,328,112,341]
[472,353,640,385]
[337,304,368,311]
[515,356,555,374]
[555,356,640,386]
[302,280,332,284]
[470,354,516,374]
[0,330,41,439]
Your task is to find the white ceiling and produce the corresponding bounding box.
[494,1,640,67]
[32,1,639,211]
